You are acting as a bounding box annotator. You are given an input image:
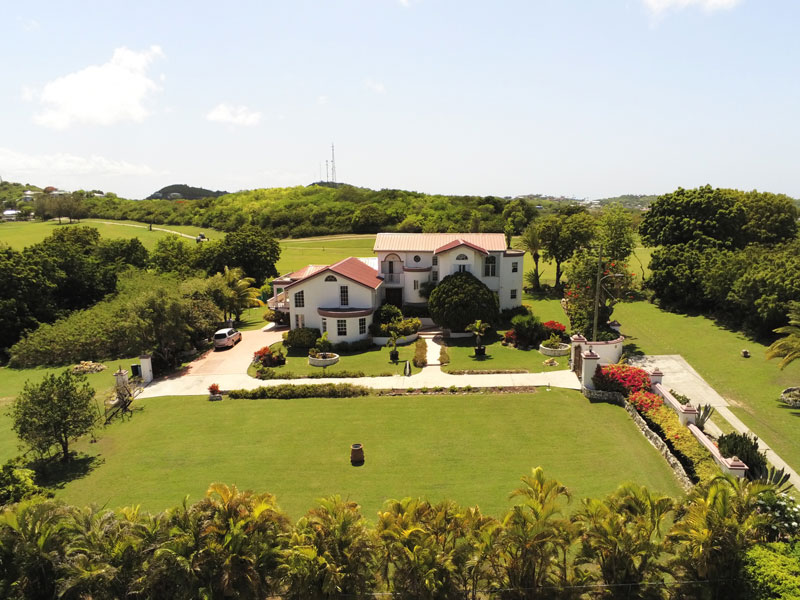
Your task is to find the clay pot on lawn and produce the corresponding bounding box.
[350,443,365,466]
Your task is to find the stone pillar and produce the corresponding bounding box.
[723,456,749,479]
[650,368,663,386]
[140,354,154,384]
[581,350,600,389]
[114,367,129,390]
[571,334,586,369]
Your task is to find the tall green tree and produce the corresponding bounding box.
[737,190,798,246]
[518,222,543,291]
[11,371,98,462]
[220,225,281,285]
[537,211,595,288]
[428,271,499,332]
[595,202,635,263]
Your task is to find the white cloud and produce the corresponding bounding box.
[32,45,164,129]
[365,80,386,94]
[317,95,329,105]
[0,147,156,177]
[206,103,262,126]
[17,17,40,32]
[643,0,741,13]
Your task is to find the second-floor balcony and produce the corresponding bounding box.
[382,273,405,286]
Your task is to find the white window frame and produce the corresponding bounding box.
[340,285,349,307]
[413,279,419,290]
[484,256,496,277]
[510,289,518,299]
[337,319,347,336]
[432,270,439,282]
[294,290,304,308]
[359,317,366,335]
[321,317,327,333]
[512,261,518,273]
[432,256,438,266]
[295,314,305,328]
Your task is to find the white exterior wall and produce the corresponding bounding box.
[376,247,523,310]
[287,276,377,343]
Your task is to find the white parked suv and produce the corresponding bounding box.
[213,328,242,349]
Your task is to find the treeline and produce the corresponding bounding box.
[641,186,799,336]
[1,225,280,364]
[83,185,540,237]
[0,472,797,599]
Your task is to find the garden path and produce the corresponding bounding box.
[630,354,800,490]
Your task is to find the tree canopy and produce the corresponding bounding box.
[428,271,499,332]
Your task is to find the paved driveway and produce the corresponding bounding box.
[185,327,285,376]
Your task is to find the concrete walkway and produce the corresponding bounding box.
[630,355,800,489]
[140,337,581,398]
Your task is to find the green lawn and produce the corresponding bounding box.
[0,356,141,463]
[0,219,217,251]
[612,302,800,472]
[442,334,568,374]
[251,342,422,377]
[276,236,376,275]
[58,390,684,519]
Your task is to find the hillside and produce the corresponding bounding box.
[146,184,229,200]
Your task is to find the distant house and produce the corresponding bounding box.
[270,233,525,343]
[2,209,21,221]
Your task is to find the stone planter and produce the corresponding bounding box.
[539,342,570,357]
[208,394,223,402]
[308,353,340,367]
[781,387,800,407]
[389,350,400,362]
[474,346,486,357]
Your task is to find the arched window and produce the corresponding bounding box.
[484,256,496,277]
[456,253,468,261]
[324,275,337,282]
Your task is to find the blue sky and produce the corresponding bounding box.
[1,0,798,200]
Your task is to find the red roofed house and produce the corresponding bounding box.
[269,233,524,343]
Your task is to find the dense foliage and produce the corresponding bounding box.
[228,383,370,399]
[641,186,799,335]
[592,364,652,395]
[428,271,499,332]
[0,472,788,599]
[718,432,769,480]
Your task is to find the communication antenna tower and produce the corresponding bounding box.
[325,160,329,183]
[330,143,337,185]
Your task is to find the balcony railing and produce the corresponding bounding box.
[383,273,404,285]
[268,299,291,311]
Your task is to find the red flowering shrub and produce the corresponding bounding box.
[208,383,221,395]
[253,345,286,367]
[592,364,651,395]
[628,390,663,414]
[543,321,567,337]
[504,330,517,344]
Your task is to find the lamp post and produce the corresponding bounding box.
[592,252,624,342]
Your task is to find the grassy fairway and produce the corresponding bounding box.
[614,302,800,471]
[276,236,376,274]
[0,220,215,251]
[59,390,683,519]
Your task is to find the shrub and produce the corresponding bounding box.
[541,333,565,349]
[282,327,320,350]
[262,308,277,322]
[592,364,651,395]
[743,543,800,600]
[642,405,719,484]
[228,383,370,399]
[369,318,421,337]
[402,304,430,318]
[208,383,221,395]
[439,345,450,365]
[253,346,286,367]
[333,339,373,353]
[374,303,402,324]
[315,332,333,354]
[628,390,663,413]
[757,494,800,542]
[256,368,365,380]
[413,338,427,368]
[670,389,692,405]
[543,320,567,337]
[510,314,546,345]
[718,432,768,479]
[499,305,529,326]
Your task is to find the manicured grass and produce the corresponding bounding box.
[59,390,684,518]
[442,334,567,374]
[522,297,569,323]
[0,357,141,463]
[0,220,216,251]
[250,342,421,377]
[276,236,376,275]
[613,301,800,472]
[236,306,271,331]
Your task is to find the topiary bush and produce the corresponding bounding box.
[282,327,321,350]
[413,338,427,368]
[428,271,499,332]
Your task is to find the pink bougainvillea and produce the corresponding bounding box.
[592,364,652,395]
[628,390,663,414]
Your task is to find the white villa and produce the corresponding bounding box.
[269,233,525,343]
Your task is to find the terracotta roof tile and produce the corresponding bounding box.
[284,257,382,290]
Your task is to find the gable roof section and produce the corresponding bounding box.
[273,264,327,285]
[433,239,489,256]
[285,257,382,291]
[374,233,507,253]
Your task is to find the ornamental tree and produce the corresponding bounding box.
[11,370,98,462]
[428,271,499,332]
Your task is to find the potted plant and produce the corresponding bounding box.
[208,383,222,402]
[313,332,333,359]
[385,330,405,362]
[466,319,490,357]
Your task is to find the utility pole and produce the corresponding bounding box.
[331,143,337,185]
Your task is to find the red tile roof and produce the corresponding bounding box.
[374,233,507,252]
[433,239,488,256]
[273,264,327,284]
[284,257,382,290]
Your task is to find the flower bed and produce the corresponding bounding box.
[592,364,651,395]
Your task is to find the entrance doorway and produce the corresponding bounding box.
[385,288,403,307]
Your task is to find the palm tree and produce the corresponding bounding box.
[573,483,674,598]
[519,222,542,292]
[281,495,378,599]
[466,319,491,351]
[222,266,263,322]
[766,303,800,369]
[669,475,774,599]
[496,467,574,598]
